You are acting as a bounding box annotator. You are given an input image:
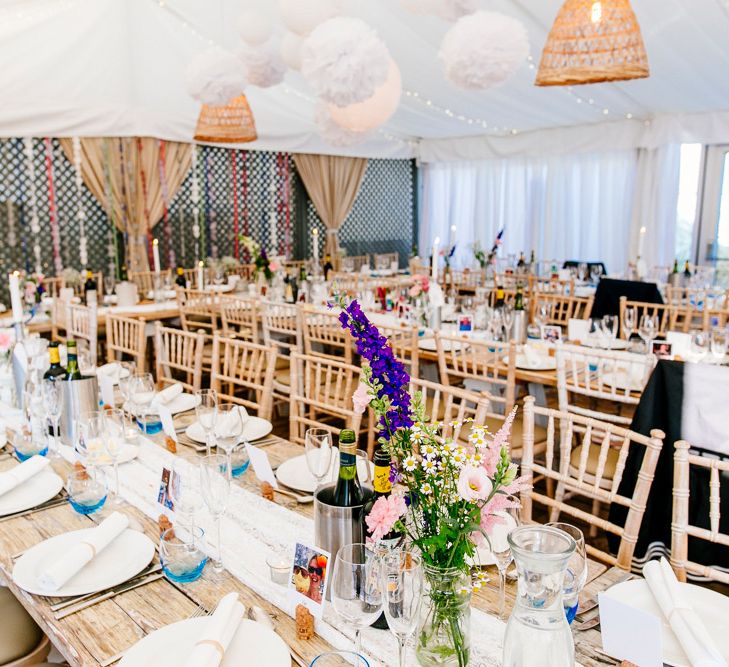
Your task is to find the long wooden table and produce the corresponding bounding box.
[0,426,623,666]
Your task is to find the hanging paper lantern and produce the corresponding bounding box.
[238,10,273,46]
[400,0,476,21]
[439,10,529,90]
[194,95,258,144]
[315,103,371,147]
[237,44,286,88]
[328,60,402,133]
[279,0,341,36]
[280,31,304,70]
[301,17,390,107]
[187,47,247,106]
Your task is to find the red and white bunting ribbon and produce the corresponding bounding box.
[22,138,43,273]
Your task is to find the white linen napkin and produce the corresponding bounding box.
[523,345,540,368]
[184,592,244,667]
[216,407,248,439]
[37,511,129,591]
[97,362,122,381]
[643,558,727,667]
[0,456,49,496]
[152,383,183,406]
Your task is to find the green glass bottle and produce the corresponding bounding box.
[64,340,82,380]
[43,342,66,381]
[514,283,525,311]
[331,429,363,507]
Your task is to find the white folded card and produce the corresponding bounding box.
[0,456,49,497]
[99,373,116,408]
[245,443,278,489]
[667,331,692,357]
[568,318,590,342]
[184,592,243,667]
[37,511,128,590]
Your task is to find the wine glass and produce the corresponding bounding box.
[213,404,244,481]
[622,307,636,343]
[128,372,155,420]
[194,389,218,456]
[310,653,370,667]
[103,275,116,299]
[103,408,127,507]
[711,328,728,361]
[638,314,658,353]
[488,503,521,619]
[381,550,423,667]
[502,304,515,340]
[41,379,62,459]
[199,454,229,575]
[169,459,203,545]
[546,522,587,624]
[534,303,551,330]
[601,315,618,347]
[305,428,334,489]
[331,543,384,656]
[690,330,709,361]
[76,410,106,467]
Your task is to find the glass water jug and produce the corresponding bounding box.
[502,525,577,667]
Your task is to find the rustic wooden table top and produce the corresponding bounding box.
[0,425,622,666]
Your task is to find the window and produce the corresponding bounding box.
[675,144,702,263]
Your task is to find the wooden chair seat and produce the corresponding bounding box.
[275,367,291,387]
[0,587,45,664]
[483,413,547,455]
[569,443,619,486]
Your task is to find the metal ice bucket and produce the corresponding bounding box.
[60,375,99,445]
[314,483,374,598]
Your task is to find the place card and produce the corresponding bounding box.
[666,331,691,357]
[157,404,178,443]
[568,318,590,342]
[98,374,115,408]
[245,442,278,489]
[599,590,662,667]
[288,541,331,619]
[156,467,175,512]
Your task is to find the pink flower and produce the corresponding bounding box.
[365,495,407,542]
[456,465,492,502]
[479,494,520,536]
[352,382,371,415]
[408,284,422,298]
[481,406,518,476]
[0,331,13,352]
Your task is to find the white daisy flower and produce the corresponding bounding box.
[422,459,437,475]
[421,482,433,495]
[451,450,467,466]
[403,455,418,472]
[421,443,437,458]
[457,586,471,596]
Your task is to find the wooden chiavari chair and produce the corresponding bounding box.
[376,322,421,379]
[665,285,729,311]
[66,271,102,297]
[289,352,363,447]
[555,344,656,426]
[671,441,729,583]
[210,335,277,420]
[529,292,594,327]
[301,305,353,363]
[106,313,147,372]
[446,269,485,294]
[521,396,665,569]
[129,270,171,296]
[43,276,63,299]
[177,288,219,336]
[527,274,575,296]
[261,301,302,404]
[619,297,693,337]
[154,322,205,393]
[219,295,259,342]
[336,254,370,272]
[65,302,98,366]
[372,252,399,270]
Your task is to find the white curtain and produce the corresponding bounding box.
[629,145,682,270]
[420,150,639,274]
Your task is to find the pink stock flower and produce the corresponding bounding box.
[481,406,518,475]
[456,465,492,502]
[365,495,407,542]
[352,382,371,415]
[501,474,531,496]
[0,331,13,352]
[268,260,281,272]
[479,494,520,536]
[408,284,422,298]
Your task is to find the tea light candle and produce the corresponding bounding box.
[8,271,23,323]
[197,260,204,289]
[266,554,291,585]
[152,238,161,273]
[431,236,440,282]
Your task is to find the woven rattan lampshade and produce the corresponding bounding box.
[193,95,258,143]
[535,0,649,86]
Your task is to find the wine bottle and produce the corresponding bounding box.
[43,342,66,381]
[323,255,334,281]
[64,340,82,380]
[528,250,536,276]
[516,252,526,274]
[84,270,98,306]
[514,283,525,312]
[494,285,506,310]
[683,260,692,278]
[331,430,363,507]
[175,267,187,287]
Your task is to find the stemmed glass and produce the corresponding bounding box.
[169,459,203,546]
[128,372,155,423]
[199,454,229,575]
[103,275,116,299]
[690,330,709,361]
[638,314,658,353]
[711,329,728,361]
[305,428,334,489]
[331,543,384,656]
[310,652,370,666]
[622,307,636,343]
[601,315,618,348]
[534,303,551,331]
[194,389,218,456]
[42,379,62,459]
[76,410,106,468]
[502,305,515,341]
[546,522,587,624]
[103,408,127,507]
[489,503,521,619]
[381,550,423,667]
[213,404,244,482]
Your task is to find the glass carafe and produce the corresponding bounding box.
[502,525,576,667]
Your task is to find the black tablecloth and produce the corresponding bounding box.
[563,260,607,275]
[608,360,729,568]
[590,278,663,319]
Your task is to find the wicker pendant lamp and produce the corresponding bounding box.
[194,95,258,143]
[535,0,649,86]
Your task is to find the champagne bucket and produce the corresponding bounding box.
[314,484,374,598]
[60,375,99,445]
[512,311,527,344]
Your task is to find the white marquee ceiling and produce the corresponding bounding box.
[1,0,729,159]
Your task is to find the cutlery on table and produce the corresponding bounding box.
[573,614,601,632]
[248,605,307,667]
[273,486,314,504]
[0,495,68,523]
[54,571,164,620]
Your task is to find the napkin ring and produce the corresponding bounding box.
[80,542,97,558]
[195,639,225,658]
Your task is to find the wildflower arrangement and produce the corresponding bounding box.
[61,267,82,288]
[441,243,457,269]
[18,271,45,306]
[472,228,504,270]
[408,274,430,299]
[239,235,274,281]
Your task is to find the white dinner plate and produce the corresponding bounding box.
[580,338,630,350]
[275,452,375,493]
[123,392,201,416]
[119,618,290,667]
[13,527,155,597]
[508,354,557,371]
[59,443,139,466]
[604,578,729,667]
[185,417,273,444]
[0,468,64,516]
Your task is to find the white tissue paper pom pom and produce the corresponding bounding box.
[328,60,401,132]
[186,47,247,105]
[237,44,286,88]
[301,17,390,107]
[238,11,273,46]
[280,31,304,70]
[400,0,476,21]
[279,0,341,36]
[316,103,371,147]
[439,11,529,90]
